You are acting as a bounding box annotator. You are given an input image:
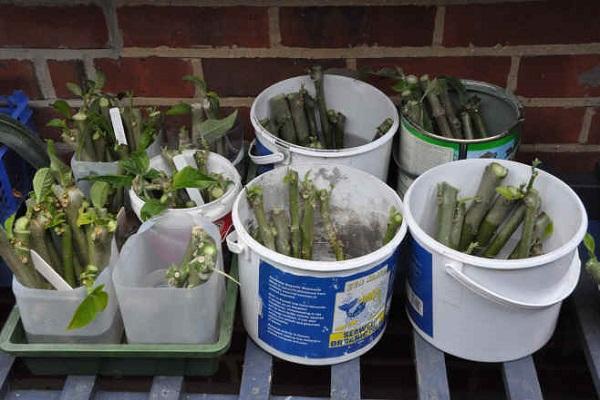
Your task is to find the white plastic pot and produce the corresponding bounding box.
[13,242,122,344]
[113,213,225,344]
[403,159,587,362]
[249,75,399,181]
[227,164,407,365]
[71,132,163,197]
[129,150,242,239]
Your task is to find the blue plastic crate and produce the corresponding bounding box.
[0,91,36,286]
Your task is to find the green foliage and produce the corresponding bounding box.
[198,110,237,143]
[183,75,207,93]
[66,82,83,97]
[172,166,216,190]
[543,221,554,240]
[67,284,108,330]
[119,151,149,176]
[83,174,133,188]
[140,198,168,221]
[584,233,596,258]
[496,186,524,201]
[3,214,15,240]
[32,168,54,203]
[90,181,110,209]
[51,100,72,118]
[166,102,192,116]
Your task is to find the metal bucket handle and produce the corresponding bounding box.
[445,254,580,310]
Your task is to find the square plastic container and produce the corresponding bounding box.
[12,265,123,344]
[113,213,226,344]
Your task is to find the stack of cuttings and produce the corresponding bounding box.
[434,160,553,259]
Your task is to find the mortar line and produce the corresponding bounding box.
[33,57,56,99]
[520,143,600,153]
[578,107,596,144]
[346,58,357,70]
[432,6,445,46]
[189,59,205,97]
[506,56,520,93]
[82,55,97,81]
[519,97,600,107]
[101,0,123,56]
[109,0,540,6]
[268,6,282,48]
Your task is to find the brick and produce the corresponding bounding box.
[118,6,269,48]
[280,6,435,48]
[94,58,194,98]
[516,150,599,173]
[521,107,584,144]
[0,5,108,49]
[357,57,511,94]
[32,107,62,141]
[48,60,86,99]
[444,1,600,46]
[587,109,600,144]
[0,60,40,99]
[202,58,345,97]
[518,55,600,98]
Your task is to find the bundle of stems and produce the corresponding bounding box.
[247,169,403,261]
[375,67,489,140]
[0,140,117,289]
[48,72,163,162]
[166,76,238,159]
[262,66,393,150]
[434,160,553,259]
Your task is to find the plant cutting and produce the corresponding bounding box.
[0,140,121,342]
[432,159,554,258]
[166,75,240,163]
[246,168,403,261]
[260,65,394,150]
[373,68,490,139]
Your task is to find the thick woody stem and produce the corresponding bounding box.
[476,196,515,248]
[318,189,344,261]
[449,200,466,250]
[383,207,403,245]
[482,204,526,258]
[0,228,42,288]
[513,190,541,259]
[269,94,297,144]
[460,111,475,140]
[435,182,458,247]
[271,208,291,256]
[459,162,508,250]
[438,79,462,139]
[310,66,333,148]
[287,92,310,146]
[247,186,276,251]
[420,75,454,138]
[285,170,302,258]
[300,176,317,260]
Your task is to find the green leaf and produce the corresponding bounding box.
[51,100,72,118]
[584,233,596,259]
[90,181,110,209]
[198,110,238,143]
[3,214,15,240]
[47,140,73,187]
[166,102,191,116]
[94,70,106,90]
[67,284,108,330]
[33,168,54,203]
[119,152,149,177]
[77,208,96,227]
[183,75,207,92]
[46,118,68,129]
[496,186,524,201]
[66,82,83,97]
[369,67,404,80]
[140,199,168,221]
[172,166,216,190]
[83,174,133,188]
[391,80,409,93]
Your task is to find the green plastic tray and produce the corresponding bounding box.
[0,260,238,376]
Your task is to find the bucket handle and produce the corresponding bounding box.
[226,230,246,255]
[248,139,286,165]
[445,255,580,310]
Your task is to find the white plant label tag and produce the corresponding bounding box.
[109,107,128,145]
[30,250,73,291]
[172,154,205,206]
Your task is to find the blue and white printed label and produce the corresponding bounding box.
[258,252,398,358]
[406,238,433,337]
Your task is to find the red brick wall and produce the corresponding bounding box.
[2,0,600,173]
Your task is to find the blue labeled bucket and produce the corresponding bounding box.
[227,164,407,365]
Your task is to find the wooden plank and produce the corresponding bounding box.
[331,358,361,400]
[59,375,96,400]
[6,390,60,399]
[0,352,14,396]
[149,376,184,400]
[502,356,544,400]
[413,331,450,400]
[238,338,273,400]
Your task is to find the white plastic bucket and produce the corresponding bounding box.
[113,213,225,344]
[403,159,588,362]
[227,164,407,365]
[12,241,122,344]
[71,132,163,197]
[129,150,242,240]
[249,75,399,181]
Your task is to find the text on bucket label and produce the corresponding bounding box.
[258,252,398,359]
[407,238,433,337]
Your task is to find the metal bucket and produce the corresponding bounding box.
[396,80,523,197]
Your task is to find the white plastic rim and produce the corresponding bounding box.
[129,150,242,224]
[231,164,407,273]
[250,74,399,158]
[404,158,588,270]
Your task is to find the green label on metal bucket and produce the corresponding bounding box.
[466,130,519,160]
